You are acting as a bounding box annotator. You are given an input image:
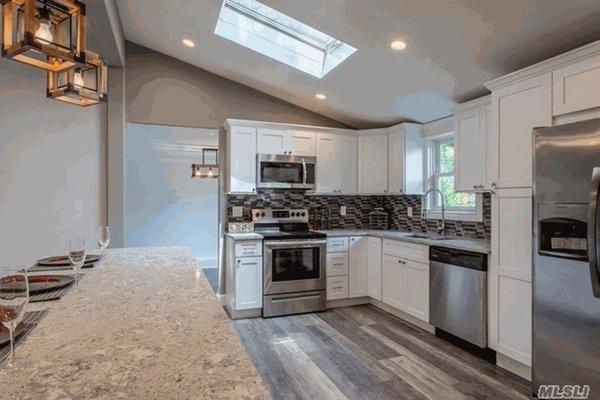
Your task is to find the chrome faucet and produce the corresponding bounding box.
[422,189,446,235]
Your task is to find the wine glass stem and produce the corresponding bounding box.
[9,327,15,366]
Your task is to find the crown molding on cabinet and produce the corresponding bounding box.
[452,95,491,115]
[484,40,600,91]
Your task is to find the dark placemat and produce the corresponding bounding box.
[29,261,98,272]
[29,273,85,303]
[0,310,49,366]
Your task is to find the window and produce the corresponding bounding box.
[215,0,357,78]
[426,135,481,221]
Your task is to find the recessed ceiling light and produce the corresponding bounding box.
[315,93,326,100]
[182,39,196,48]
[390,40,407,51]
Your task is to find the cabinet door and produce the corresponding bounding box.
[382,255,406,310]
[316,133,341,193]
[489,74,552,188]
[454,108,487,192]
[553,53,600,116]
[327,276,349,300]
[388,131,405,194]
[348,236,368,297]
[404,260,429,322]
[235,257,263,310]
[340,135,358,194]
[289,130,316,156]
[488,188,533,366]
[367,237,382,301]
[358,133,389,193]
[257,128,288,155]
[228,126,257,193]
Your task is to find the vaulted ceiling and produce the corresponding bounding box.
[114,0,600,128]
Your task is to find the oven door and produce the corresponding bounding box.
[256,154,315,189]
[264,239,326,295]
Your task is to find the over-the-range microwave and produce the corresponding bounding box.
[256,154,316,189]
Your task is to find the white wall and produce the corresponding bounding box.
[0,58,107,266]
[124,123,218,267]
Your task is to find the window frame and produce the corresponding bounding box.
[424,133,483,222]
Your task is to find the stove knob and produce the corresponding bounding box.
[255,212,261,218]
[290,212,296,217]
[261,212,266,217]
[301,212,306,217]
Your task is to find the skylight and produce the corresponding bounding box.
[215,0,357,78]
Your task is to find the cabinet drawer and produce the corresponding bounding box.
[327,237,349,253]
[326,252,349,276]
[383,239,428,263]
[326,276,349,300]
[234,240,262,257]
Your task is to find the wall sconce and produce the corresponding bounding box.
[1,0,86,72]
[47,50,107,106]
[192,148,219,179]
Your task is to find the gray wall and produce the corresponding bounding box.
[124,123,218,267]
[0,57,107,266]
[125,42,348,129]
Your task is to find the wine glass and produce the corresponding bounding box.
[0,267,29,371]
[69,236,86,286]
[98,226,110,257]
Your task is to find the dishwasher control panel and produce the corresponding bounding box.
[429,246,487,271]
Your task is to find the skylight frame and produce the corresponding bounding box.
[215,0,357,79]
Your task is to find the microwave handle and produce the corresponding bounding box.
[302,159,307,185]
[587,167,600,298]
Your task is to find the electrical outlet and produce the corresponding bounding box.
[232,206,243,218]
[340,206,347,216]
[407,206,413,218]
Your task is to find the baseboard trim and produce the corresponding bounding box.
[496,353,532,381]
[369,299,435,334]
[327,297,370,308]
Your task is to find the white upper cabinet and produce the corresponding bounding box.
[257,128,288,155]
[257,128,316,156]
[553,52,600,116]
[358,129,389,193]
[388,123,424,195]
[289,130,316,156]
[488,73,552,189]
[454,96,491,192]
[227,125,257,193]
[315,132,357,194]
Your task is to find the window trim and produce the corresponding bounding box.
[424,133,483,222]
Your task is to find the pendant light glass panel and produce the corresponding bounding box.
[47,51,107,106]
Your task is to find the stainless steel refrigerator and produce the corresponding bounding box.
[533,118,600,398]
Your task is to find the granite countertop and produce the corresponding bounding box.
[317,230,491,254]
[0,247,270,400]
[225,232,264,240]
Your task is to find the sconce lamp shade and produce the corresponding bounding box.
[47,50,107,106]
[1,0,86,72]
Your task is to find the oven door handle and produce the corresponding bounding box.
[264,240,326,249]
[588,167,600,298]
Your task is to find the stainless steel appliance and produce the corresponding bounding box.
[256,154,316,189]
[253,208,326,317]
[429,246,488,347]
[533,119,600,398]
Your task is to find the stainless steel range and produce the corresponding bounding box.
[252,208,327,317]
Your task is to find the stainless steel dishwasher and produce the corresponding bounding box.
[429,246,488,348]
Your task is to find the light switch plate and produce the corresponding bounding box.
[407,206,413,218]
[232,206,244,218]
[340,206,347,216]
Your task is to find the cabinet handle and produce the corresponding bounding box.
[473,185,477,189]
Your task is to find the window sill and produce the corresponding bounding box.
[423,209,483,223]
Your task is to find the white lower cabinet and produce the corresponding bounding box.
[367,237,382,300]
[235,256,263,310]
[348,236,368,297]
[327,276,349,300]
[225,237,263,317]
[382,254,406,310]
[404,260,429,322]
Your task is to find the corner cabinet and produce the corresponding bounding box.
[454,96,492,192]
[226,124,257,193]
[388,123,424,195]
[488,73,552,189]
[358,129,389,193]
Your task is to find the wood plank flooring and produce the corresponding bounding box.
[231,305,531,400]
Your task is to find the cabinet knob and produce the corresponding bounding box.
[473,185,477,190]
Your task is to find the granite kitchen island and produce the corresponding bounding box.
[0,247,270,400]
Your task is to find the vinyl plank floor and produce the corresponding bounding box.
[230,305,531,400]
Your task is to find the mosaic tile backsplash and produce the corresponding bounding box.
[227,190,491,240]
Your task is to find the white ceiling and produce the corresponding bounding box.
[114,0,600,128]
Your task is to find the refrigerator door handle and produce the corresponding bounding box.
[587,167,600,298]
